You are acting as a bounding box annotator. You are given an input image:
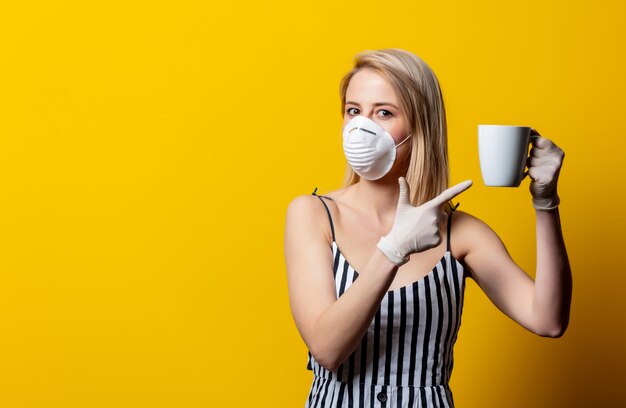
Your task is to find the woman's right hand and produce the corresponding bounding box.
[377,177,473,265]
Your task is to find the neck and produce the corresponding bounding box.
[352,173,403,225]
[349,157,410,225]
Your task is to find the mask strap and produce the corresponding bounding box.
[395,133,412,148]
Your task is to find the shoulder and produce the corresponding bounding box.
[449,210,501,259]
[450,209,489,229]
[285,193,334,245]
[287,185,351,218]
[286,193,329,218]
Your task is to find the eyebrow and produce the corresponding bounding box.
[345,101,399,110]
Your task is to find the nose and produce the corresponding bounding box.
[361,111,376,121]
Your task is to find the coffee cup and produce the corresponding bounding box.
[478,124,536,187]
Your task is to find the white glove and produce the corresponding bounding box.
[525,129,565,211]
[377,177,473,266]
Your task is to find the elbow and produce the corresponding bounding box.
[321,360,340,372]
[310,344,340,372]
[536,323,568,338]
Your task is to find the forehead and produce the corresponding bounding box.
[345,68,398,104]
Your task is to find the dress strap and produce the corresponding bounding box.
[447,202,460,252]
[311,187,336,242]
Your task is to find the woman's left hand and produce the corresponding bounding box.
[526,128,565,210]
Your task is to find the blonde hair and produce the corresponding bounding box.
[339,49,454,214]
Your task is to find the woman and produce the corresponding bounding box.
[284,48,572,407]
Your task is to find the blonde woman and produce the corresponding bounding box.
[284,48,571,407]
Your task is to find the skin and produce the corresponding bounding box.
[284,68,572,371]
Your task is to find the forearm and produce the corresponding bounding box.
[311,248,397,370]
[532,206,572,336]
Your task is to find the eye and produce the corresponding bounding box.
[378,109,393,118]
[346,107,359,116]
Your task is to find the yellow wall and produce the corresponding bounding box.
[1,0,624,406]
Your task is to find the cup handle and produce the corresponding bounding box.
[522,129,541,181]
[530,127,541,139]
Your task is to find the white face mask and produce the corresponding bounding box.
[342,115,412,180]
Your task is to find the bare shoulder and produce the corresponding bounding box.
[449,209,502,260]
[285,193,333,246]
[286,193,331,219]
[285,193,324,223]
[286,185,351,224]
[450,209,514,281]
[286,193,320,215]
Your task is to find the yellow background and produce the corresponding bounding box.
[0,0,624,406]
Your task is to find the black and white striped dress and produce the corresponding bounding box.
[305,190,466,408]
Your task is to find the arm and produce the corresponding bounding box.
[533,207,572,336]
[461,130,571,337]
[284,195,399,371]
[458,209,571,338]
[527,130,571,335]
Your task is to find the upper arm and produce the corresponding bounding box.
[284,195,338,353]
[454,211,539,334]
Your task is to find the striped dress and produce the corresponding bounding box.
[305,189,466,408]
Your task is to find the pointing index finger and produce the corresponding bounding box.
[429,180,473,206]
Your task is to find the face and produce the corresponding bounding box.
[343,68,411,148]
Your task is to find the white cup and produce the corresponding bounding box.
[478,125,534,187]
